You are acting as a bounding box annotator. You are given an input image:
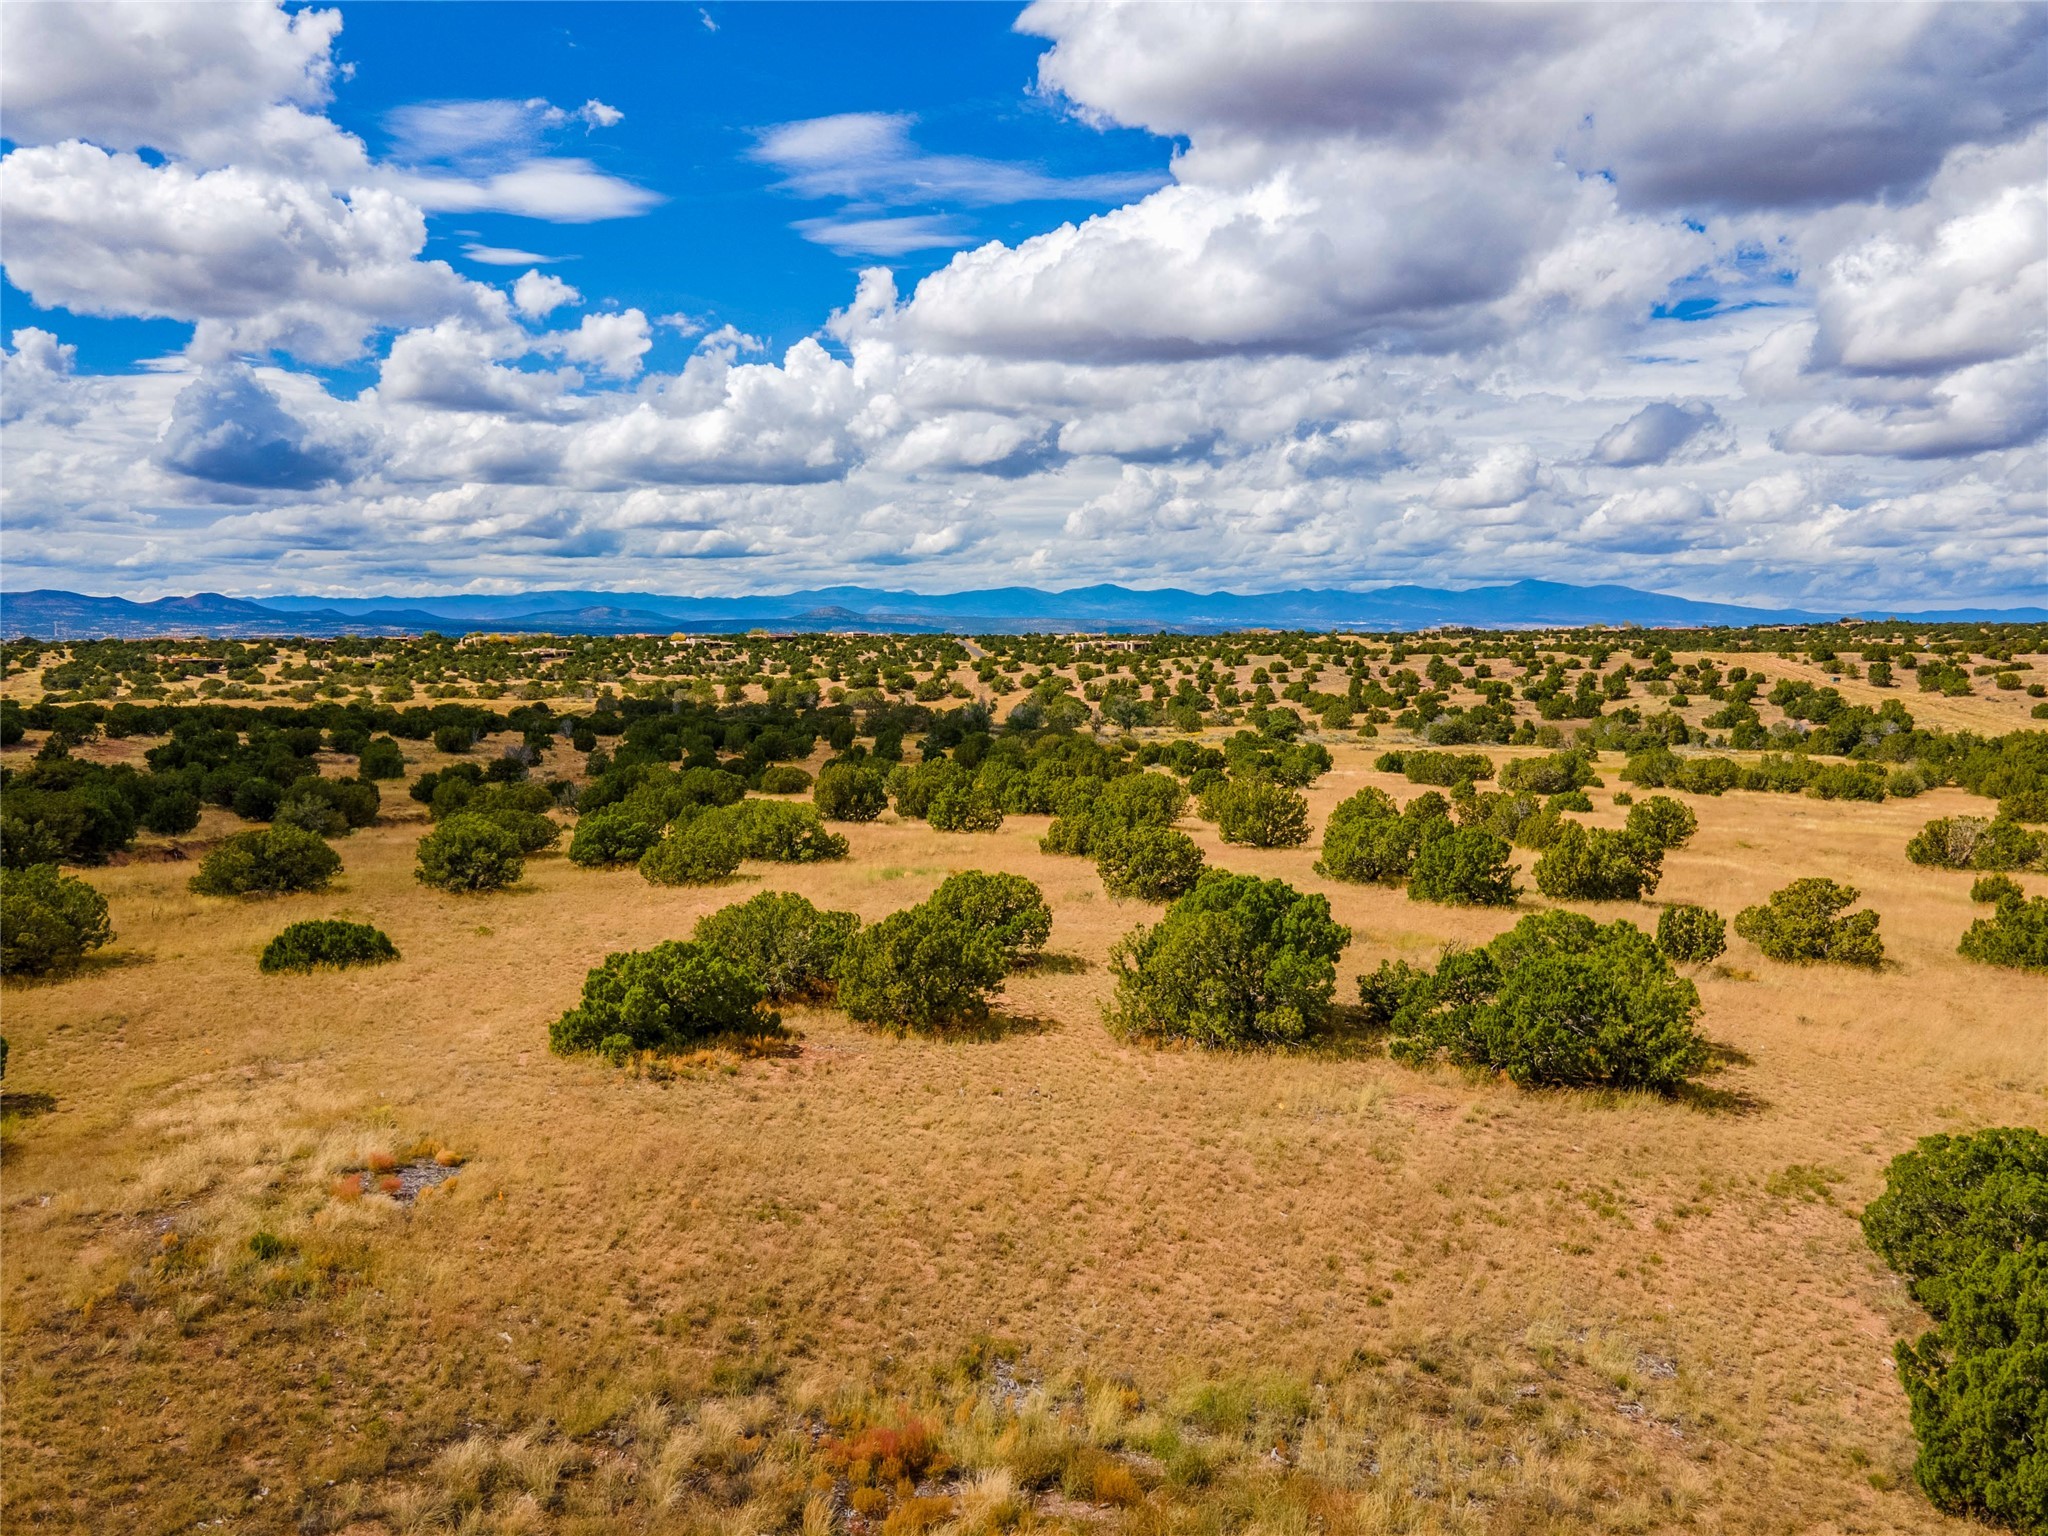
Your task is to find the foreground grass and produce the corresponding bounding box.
[4,731,2043,1535]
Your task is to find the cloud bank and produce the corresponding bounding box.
[1,0,2042,608]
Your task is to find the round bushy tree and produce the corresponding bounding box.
[1860,1127,2048,1529]
[709,800,849,862]
[414,813,523,892]
[1372,910,1709,1092]
[1734,877,1884,967]
[694,891,861,1001]
[927,780,1005,832]
[432,725,475,754]
[1892,1247,2048,1530]
[639,817,743,885]
[758,765,813,795]
[925,870,1051,965]
[1958,892,2048,972]
[0,864,112,976]
[1203,777,1311,848]
[1862,1128,2048,1309]
[259,920,398,973]
[139,789,202,836]
[1106,871,1350,1046]
[1972,818,2048,872]
[1656,904,1727,965]
[1095,825,1205,902]
[551,940,777,1060]
[274,785,349,838]
[191,825,342,897]
[478,806,562,855]
[834,903,1010,1032]
[1533,822,1665,901]
[568,805,662,868]
[1078,772,1188,844]
[1625,795,1698,850]
[1971,873,2026,907]
[1318,788,1451,885]
[813,761,890,822]
[358,737,407,779]
[1408,827,1520,906]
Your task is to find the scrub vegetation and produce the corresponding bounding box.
[3,617,2046,1535]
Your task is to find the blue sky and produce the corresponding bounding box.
[8,3,1172,383]
[330,3,1170,377]
[1,2,2042,606]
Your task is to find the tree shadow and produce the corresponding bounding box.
[1673,1080,1769,1116]
[0,1091,58,1120]
[2,949,150,987]
[920,1009,1059,1044]
[1017,950,1090,976]
[1294,1003,1388,1060]
[1674,1038,1768,1115]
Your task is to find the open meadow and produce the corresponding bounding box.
[3,626,2045,1536]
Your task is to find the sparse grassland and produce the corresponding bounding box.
[3,627,2045,1535]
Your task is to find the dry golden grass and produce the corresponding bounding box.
[4,679,2044,1536]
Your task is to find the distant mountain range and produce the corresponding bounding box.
[3,581,2044,639]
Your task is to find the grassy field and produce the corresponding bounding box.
[4,679,2043,1535]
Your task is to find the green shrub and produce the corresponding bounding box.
[1090,771,1188,831]
[1106,871,1350,1047]
[757,765,813,795]
[709,800,850,862]
[1864,1128,2048,1307]
[1498,750,1598,795]
[1861,1127,2048,1529]
[1655,904,1727,965]
[926,871,1051,965]
[693,891,860,1000]
[414,813,523,893]
[1042,772,1185,855]
[274,785,347,837]
[1408,827,1519,906]
[358,737,407,779]
[1201,777,1310,848]
[1377,749,1494,787]
[1909,816,2045,872]
[0,864,112,976]
[834,902,1010,1032]
[274,775,379,838]
[551,941,777,1060]
[476,806,562,855]
[1318,788,1454,885]
[1909,817,1987,869]
[1976,819,2048,872]
[1972,874,2027,906]
[432,725,475,754]
[1533,823,1665,901]
[1095,826,1205,902]
[1805,763,1888,801]
[1959,894,2048,972]
[259,920,398,973]
[887,759,967,819]
[1891,1249,2048,1531]
[1625,795,1697,850]
[927,779,1005,832]
[1366,910,1709,1091]
[2004,789,2048,825]
[568,805,662,868]
[639,818,743,885]
[1734,877,1884,967]
[191,825,342,897]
